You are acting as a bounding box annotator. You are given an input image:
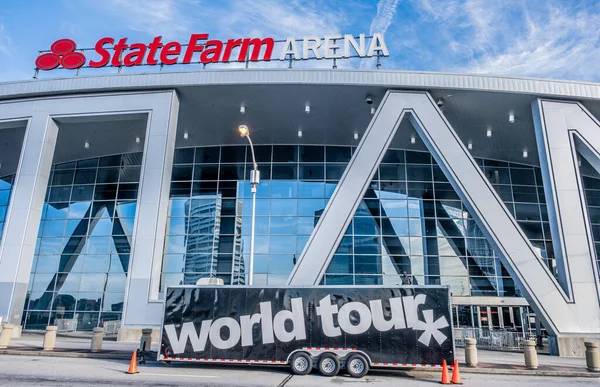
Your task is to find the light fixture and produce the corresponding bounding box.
[523,149,528,158]
[84,141,90,149]
[297,129,303,138]
[240,105,246,114]
[371,107,376,115]
[305,104,310,113]
[509,111,515,124]
[486,127,492,137]
[183,132,189,140]
[354,132,359,140]
[578,158,582,167]
[410,136,416,144]
[468,141,473,150]
[135,137,141,144]
[238,125,249,137]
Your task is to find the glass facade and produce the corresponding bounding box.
[578,155,600,277]
[160,145,556,297]
[23,153,141,331]
[0,174,15,247]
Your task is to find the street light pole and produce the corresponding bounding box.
[238,125,259,286]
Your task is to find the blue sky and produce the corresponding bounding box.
[0,0,599,82]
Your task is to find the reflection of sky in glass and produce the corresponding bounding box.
[24,153,141,331]
[0,175,15,248]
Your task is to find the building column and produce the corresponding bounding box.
[0,116,58,329]
[121,93,179,329]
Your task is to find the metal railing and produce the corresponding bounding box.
[454,328,534,350]
[55,318,78,332]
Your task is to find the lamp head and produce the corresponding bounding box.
[238,125,249,137]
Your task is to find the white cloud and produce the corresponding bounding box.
[90,0,201,39]
[360,0,399,69]
[0,23,11,57]
[407,0,600,81]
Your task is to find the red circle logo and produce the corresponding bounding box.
[36,39,86,71]
[35,53,61,71]
[50,39,77,55]
[61,52,86,69]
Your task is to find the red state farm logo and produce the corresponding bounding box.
[35,39,86,71]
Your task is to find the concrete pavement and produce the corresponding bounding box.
[1,332,598,379]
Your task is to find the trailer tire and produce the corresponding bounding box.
[345,354,369,378]
[318,353,340,377]
[290,352,312,375]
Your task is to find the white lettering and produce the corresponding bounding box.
[303,36,322,59]
[273,297,306,342]
[279,38,300,60]
[369,299,394,331]
[209,317,241,350]
[344,34,366,57]
[403,294,427,329]
[316,295,341,337]
[390,297,407,329]
[338,301,372,334]
[323,35,342,59]
[164,321,211,354]
[367,33,389,57]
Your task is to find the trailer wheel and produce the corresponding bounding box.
[345,354,369,378]
[318,353,340,377]
[290,352,312,375]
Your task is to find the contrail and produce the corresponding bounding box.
[360,0,399,69]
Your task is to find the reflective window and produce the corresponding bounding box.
[0,174,15,248]
[160,146,553,296]
[23,153,141,331]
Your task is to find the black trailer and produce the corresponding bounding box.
[159,286,454,378]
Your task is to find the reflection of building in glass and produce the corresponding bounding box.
[183,196,221,283]
[231,199,245,285]
[183,196,245,285]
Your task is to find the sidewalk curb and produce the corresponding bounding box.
[0,349,131,360]
[1,349,598,378]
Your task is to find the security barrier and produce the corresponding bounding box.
[454,328,532,350]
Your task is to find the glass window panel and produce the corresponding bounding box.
[170,182,191,197]
[269,216,297,234]
[86,236,111,254]
[74,169,97,185]
[118,166,141,183]
[379,164,405,181]
[99,155,122,167]
[273,145,297,162]
[432,166,448,182]
[298,198,326,217]
[245,164,270,180]
[221,146,246,163]
[96,168,120,184]
[102,293,125,312]
[406,165,432,181]
[514,203,541,221]
[269,254,295,274]
[324,275,354,285]
[271,181,297,198]
[299,163,324,180]
[512,185,538,203]
[249,145,272,163]
[171,165,193,181]
[406,151,431,164]
[123,152,143,166]
[270,236,296,254]
[271,199,297,216]
[220,165,245,180]
[51,170,74,186]
[326,146,351,163]
[381,149,404,164]
[272,164,297,180]
[195,147,220,164]
[42,220,66,237]
[482,167,510,185]
[193,165,219,181]
[298,182,325,198]
[511,168,536,186]
[79,274,107,292]
[77,158,98,168]
[174,148,195,164]
[35,255,60,273]
[94,185,117,201]
[55,161,76,170]
[38,238,64,255]
[518,221,544,240]
[380,181,406,195]
[83,255,109,273]
[71,185,94,201]
[49,186,72,202]
[297,217,316,235]
[192,181,218,196]
[300,146,324,162]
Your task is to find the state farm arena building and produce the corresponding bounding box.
[1,69,600,356]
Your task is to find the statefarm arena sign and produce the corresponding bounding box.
[35,33,389,71]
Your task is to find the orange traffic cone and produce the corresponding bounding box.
[440,359,451,384]
[451,359,462,384]
[126,350,139,374]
